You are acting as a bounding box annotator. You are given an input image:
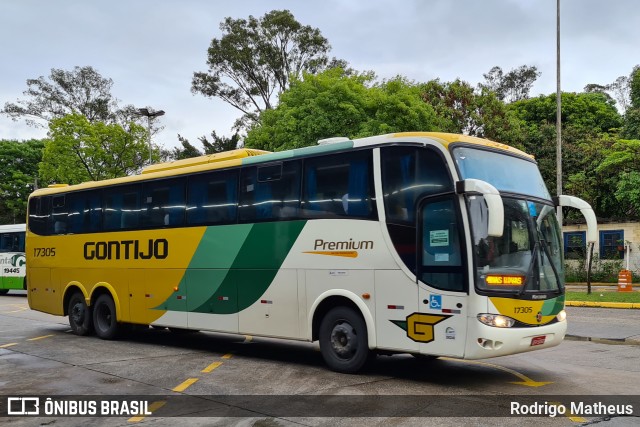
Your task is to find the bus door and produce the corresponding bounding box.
[416,194,468,357]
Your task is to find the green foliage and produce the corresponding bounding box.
[481,65,541,103]
[40,113,149,185]
[508,92,624,218]
[1,66,134,127]
[595,139,640,217]
[173,131,241,159]
[0,139,44,223]
[244,68,439,151]
[565,255,624,283]
[620,66,640,139]
[192,9,335,129]
[419,79,524,145]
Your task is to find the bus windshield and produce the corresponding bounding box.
[452,146,551,200]
[468,196,563,294]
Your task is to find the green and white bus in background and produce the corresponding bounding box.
[0,224,26,295]
[26,132,597,373]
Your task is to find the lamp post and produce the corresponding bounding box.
[135,107,165,164]
[556,0,562,225]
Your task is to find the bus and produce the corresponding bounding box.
[0,224,26,295]
[26,132,597,373]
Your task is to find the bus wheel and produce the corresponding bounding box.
[68,292,93,336]
[93,294,119,340]
[0,289,8,295]
[319,307,370,374]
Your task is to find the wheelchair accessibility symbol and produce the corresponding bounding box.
[429,295,442,309]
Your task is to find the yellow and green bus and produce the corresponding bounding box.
[26,132,597,373]
[0,224,26,295]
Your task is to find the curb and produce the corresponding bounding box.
[565,334,640,346]
[565,301,640,309]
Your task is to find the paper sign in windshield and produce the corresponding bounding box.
[430,230,449,247]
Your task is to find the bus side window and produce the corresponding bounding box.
[0,233,9,252]
[28,196,51,236]
[67,191,102,234]
[52,195,67,235]
[186,169,238,226]
[239,161,300,222]
[301,151,375,219]
[142,178,186,228]
[103,185,141,231]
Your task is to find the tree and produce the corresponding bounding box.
[595,139,640,218]
[192,10,335,129]
[622,66,640,139]
[419,79,524,145]
[509,92,623,217]
[481,65,541,103]
[0,139,44,224]
[1,66,136,127]
[173,131,241,159]
[244,68,440,151]
[40,113,149,185]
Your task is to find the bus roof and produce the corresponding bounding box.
[0,224,26,233]
[30,132,531,197]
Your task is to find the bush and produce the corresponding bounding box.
[565,252,625,283]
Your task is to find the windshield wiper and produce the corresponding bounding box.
[519,242,538,295]
[539,238,562,292]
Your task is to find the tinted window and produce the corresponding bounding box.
[28,196,51,236]
[239,161,301,222]
[187,169,238,225]
[51,195,67,234]
[67,191,102,234]
[382,146,452,224]
[142,178,186,228]
[103,185,142,231]
[0,232,24,252]
[301,150,376,219]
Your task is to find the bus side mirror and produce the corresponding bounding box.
[456,179,504,237]
[556,195,598,243]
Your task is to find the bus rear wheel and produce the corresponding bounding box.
[93,294,119,339]
[68,292,93,336]
[319,306,371,374]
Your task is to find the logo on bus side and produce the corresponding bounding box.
[390,313,451,343]
[83,239,168,260]
[303,238,374,258]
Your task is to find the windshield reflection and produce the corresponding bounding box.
[470,196,563,294]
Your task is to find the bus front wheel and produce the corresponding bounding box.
[319,306,371,374]
[93,294,119,339]
[68,292,92,336]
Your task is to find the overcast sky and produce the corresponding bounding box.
[1,0,638,150]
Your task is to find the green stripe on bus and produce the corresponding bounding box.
[541,295,565,315]
[157,221,306,314]
[193,220,306,314]
[1,277,24,290]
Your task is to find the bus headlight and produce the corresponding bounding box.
[477,313,515,328]
[556,310,567,322]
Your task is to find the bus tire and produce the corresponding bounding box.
[93,294,119,340]
[319,306,370,374]
[0,289,8,295]
[68,292,92,336]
